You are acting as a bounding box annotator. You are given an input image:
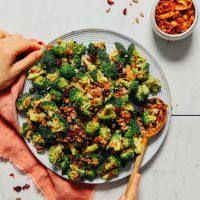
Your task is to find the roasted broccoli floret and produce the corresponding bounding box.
[27,65,47,80]
[100,62,119,79]
[53,77,68,91]
[77,73,91,86]
[85,143,99,153]
[116,56,127,68]
[133,62,150,81]
[59,64,76,80]
[96,48,109,65]
[33,76,49,89]
[74,98,92,118]
[67,169,80,181]
[90,69,108,83]
[67,41,86,55]
[104,156,121,171]
[98,104,117,121]
[125,119,141,138]
[101,168,120,180]
[135,84,150,102]
[41,50,56,68]
[61,155,70,174]
[26,109,46,122]
[142,110,156,127]
[127,43,135,63]
[85,170,96,180]
[48,144,64,164]
[82,56,96,71]
[32,133,45,145]
[87,43,98,55]
[20,122,29,135]
[16,93,33,111]
[122,137,133,149]
[46,71,59,83]
[31,93,52,107]
[38,125,57,146]
[41,101,59,116]
[117,79,139,96]
[49,89,62,102]
[52,42,66,58]
[99,126,111,140]
[120,148,135,161]
[114,95,129,108]
[47,113,68,133]
[128,46,146,65]
[107,131,123,151]
[68,88,84,102]
[85,121,100,135]
[145,75,161,95]
[115,42,126,57]
[72,54,82,68]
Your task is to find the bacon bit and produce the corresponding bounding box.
[123,8,127,15]
[107,0,114,5]
[9,173,15,178]
[103,82,111,90]
[13,186,22,193]
[66,49,73,55]
[126,66,136,80]
[155,0,195,34]
[22,184,30,190]
[46,45,53,50]
[132,0,138,3]
[130,2,132,6]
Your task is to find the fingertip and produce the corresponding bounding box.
[34,50,43,59]
[119,195,125,200]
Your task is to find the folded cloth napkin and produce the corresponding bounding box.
[0,75,95,200]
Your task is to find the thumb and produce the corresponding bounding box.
[11,50,43,76]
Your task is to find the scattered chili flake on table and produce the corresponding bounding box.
[155,0,195,34]
[9,173,15,178]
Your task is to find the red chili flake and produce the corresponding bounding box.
[123,8,127,15]
[13,186,22,193]
[9,173,15,178]
[107,0,114,5]
[22,184,30,190]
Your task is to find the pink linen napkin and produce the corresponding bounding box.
[0,75,95,200]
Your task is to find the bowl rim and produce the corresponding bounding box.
[151,0,199,39]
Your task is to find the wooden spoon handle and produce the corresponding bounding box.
[124,137,149,199]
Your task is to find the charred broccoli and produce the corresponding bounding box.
[142,110,156,127]
[16,93,33,111]
[48,144,64,164]
[59,64,76,80]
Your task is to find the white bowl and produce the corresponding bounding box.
[151,0,199,41]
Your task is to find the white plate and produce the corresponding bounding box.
[18,29,172,184]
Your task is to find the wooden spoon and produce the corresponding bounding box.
[124,98,168,200]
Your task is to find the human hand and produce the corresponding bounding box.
[119,174,140,200]
[0,30,44,91]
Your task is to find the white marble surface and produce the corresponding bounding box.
[0,0,200,199]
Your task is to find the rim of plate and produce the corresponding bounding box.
[20,29,172,184]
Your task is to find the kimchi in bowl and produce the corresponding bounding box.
[151,0,199,41]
